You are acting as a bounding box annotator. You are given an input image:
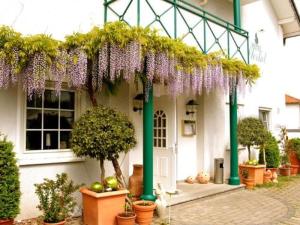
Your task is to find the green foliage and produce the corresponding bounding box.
[259,132,280,168]
[34,173,82,223]
[288,138,300,160]
[238,117,268,160]
[71,105,136,161]
[0,133,20,219]
[0,21,260,85]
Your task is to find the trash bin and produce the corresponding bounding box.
[214,158,224,184]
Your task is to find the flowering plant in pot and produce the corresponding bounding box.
[0,133,20,225]
[34,173,82,225]
[116,194,136,225]
[133,200,157,225]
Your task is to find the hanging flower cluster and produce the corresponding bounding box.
[0,22,259,99]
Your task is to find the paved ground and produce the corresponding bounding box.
[17,176,300,225]
[153,176,300,225]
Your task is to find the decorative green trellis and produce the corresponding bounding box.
[104,0,249,63]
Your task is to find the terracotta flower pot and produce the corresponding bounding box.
[44,220,66,225]
[0,219,14,225]
[116,213,136,225]
[80,188,129,225]
[128,164,143,200]
[239,164,266,185]
[244,178,255,190]
[279,167,291,176]
[133,201,157,225]
[290,165,299,176]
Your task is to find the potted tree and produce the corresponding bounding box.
[71,106,136,225]
[34,173,82,225]
[288,138,300,174]
[259,132,280,175]
[279,127,291,176]
[238,117,268,185]
[0,134,20,225]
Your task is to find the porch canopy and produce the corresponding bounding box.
[0,0,257,200]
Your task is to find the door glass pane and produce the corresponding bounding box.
[158,139,161,147]
[44,110,59,129]
[26,131,41,150]
[163,139,166,147]
[60,131,71,149]
[154,129,157,137]
[163,129,166,138]
[154,139,157,147]
[27,109,42,129]
[43,131,58,149]
[61,91,75,109]
[163,119,166,127]
[158,117,161,127]
[44,90,59,108]
[158,129,161,137]
[27,95,42,108]
[60,111,74,129]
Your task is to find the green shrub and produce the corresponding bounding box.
[238,117,268,160]
[0,134,20,219]
[259,133,280,168]
[288,138,300,160]
[71,106,136,185]
[34,173,82,223]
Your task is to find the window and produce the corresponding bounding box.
[259,109,270,130]
[154,110,167,148]
[26,89,75,151]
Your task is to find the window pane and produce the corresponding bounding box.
[60,111,74,129]
[43,131,58,149]
[26,109,42,129]
[44,90,59,108]
[158,129,161,137]
[163,139,166,147]
[60,131,71,149]
[163,129,166,138]
[26,131,42,150]
[158,139,161,147]
[158,117,161,127]
[27,95,42,108]
[154,119,157,127]
[154,139,157,147]
[154,129,157,137]
[44,110,59,129]
[61,91,75,109]
[163,119,166,127]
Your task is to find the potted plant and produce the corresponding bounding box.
[132,200,157,225]
[0,134,20,225]
[116,194,136,225]
[259,132,280,175]
[242,170,254,190]
[238,117,268,185]
[72,106,137,225]
[34,173,82,225]
[278,127,291,176]
[288,138,300,174]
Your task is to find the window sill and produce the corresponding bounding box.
[18,151,85,166]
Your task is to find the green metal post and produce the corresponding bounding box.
[140,0,155,202]
[141,86,156,201]
[229,0,241,185]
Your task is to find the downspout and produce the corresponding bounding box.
[228,0,241,185]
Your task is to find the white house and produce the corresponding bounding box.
[0,0,299,219]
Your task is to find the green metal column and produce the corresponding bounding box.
[141,86,156,201]
[229,0,241,185]
[140,0,156,201]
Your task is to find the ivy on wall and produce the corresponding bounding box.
[0,21,259,98]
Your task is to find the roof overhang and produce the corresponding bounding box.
[228,0,300,39]
[285,94,300,104]
[270,0,300,39]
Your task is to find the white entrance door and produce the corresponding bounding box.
[153,96,176,191]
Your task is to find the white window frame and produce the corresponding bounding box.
[259,107,271,130]
[154,110,167,148]
[17,83,85,166]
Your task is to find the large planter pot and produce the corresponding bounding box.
[289,151,300,173]
[239,164,266,185]
[116,213,136,225]
[290,165,299,176]
[133,200,157,225]
[0,219,14,225]
[81,188,129,225]
[279,167,291,176]
[244,178,255,190]
[128,164,143,200]
[44,221,66,225]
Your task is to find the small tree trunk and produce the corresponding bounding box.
[100,158,105,183]
[263,149,266,165]
[247,145,251,161]
[112,158,125,189]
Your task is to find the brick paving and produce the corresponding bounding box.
[16,176,300,225]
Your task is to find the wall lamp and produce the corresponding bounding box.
[133,93,144,112]
[186,99,198,116]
